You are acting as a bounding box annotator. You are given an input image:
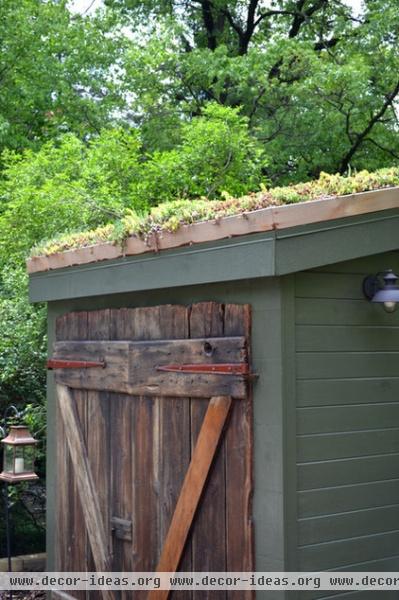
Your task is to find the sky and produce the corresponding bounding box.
[69,0,98,13]
[70,0,365,16]
[70,0,101,14]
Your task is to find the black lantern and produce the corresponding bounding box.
[363,269,399,313]
[0,425,38,483]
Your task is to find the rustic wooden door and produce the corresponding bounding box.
[51,303,253,600]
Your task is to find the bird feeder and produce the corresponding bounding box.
[0,425,39,483]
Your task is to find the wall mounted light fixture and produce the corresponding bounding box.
[363,269,399,313]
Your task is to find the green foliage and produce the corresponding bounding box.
[32,166,399,257]
[0,495,45,558]
[0,263,46,555]
[0,0,128,156]
[136,103,267,203]
[23,402,47,476]
[111,0,399,181]
[0,129,142,266]
[1,105,266,265]
[0,267,46,405]
[2,0,399,181]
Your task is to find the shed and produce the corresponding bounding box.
[28,185,399,600]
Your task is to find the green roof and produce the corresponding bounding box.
[30,167,399,260]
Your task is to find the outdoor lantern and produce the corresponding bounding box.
[0,425,39,483]
[363,269,399,313]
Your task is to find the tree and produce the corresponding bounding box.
[0,130,139,265]
[0,105,265,269]
[0,0,127,155]
[136,103,266,202]
[107,0,399,182]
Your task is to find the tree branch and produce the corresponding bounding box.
[339,80,399,173]
[267,0,332,79]
[199,0,217,50]
[248,86,267,123]
[253,9,298,30]
[222,7,244,38]
[314,37,339,51]
[246,0,260,33]
[222,3,302,55]
[289,0,328,38]
[364,137,399,161]
[288,0,306,37]
[219,0,332,56]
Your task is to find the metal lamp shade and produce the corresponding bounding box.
[0,425,39,483]
[372,288,399,303]
[371,271,399,312]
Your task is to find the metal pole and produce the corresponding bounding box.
[5,483,11,573]
[3,481,12,600]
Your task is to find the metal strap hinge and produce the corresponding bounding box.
[47,359,106,370]
[156,363,250,376]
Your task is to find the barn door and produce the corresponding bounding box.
[51,303,253,600]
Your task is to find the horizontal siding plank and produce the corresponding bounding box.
[297,379,399,407]
[334,555,399,572]
[298,557,399,598]
[298,456,399,491]
[295,273,365,300]
[298,505,399,545]
[297,405,399,435]
[296,298,399,326]
[297,352,399,380]
[298,479,399,518]
[296,326,399,352]
[297,429,399,461]
[309,252,399,275]
[305,590,399,600]
[298,454,399,490]
[298,531,399,570]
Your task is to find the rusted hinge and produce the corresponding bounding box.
[47,359,106,370]
[157,363,249,376]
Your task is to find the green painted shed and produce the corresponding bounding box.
[28,185,399,600]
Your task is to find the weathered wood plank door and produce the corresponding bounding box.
[53,303,253,600]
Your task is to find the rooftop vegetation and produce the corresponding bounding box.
[31,166,399,258]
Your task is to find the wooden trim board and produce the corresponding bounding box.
[27,187,399,274]
[56,384,113,600]
[51,337,249,399]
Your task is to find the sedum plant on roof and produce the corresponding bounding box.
[31,166,399,258]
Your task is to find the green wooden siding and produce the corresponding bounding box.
[294,251,399,599]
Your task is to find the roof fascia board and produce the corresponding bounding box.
[29,232,275,302]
